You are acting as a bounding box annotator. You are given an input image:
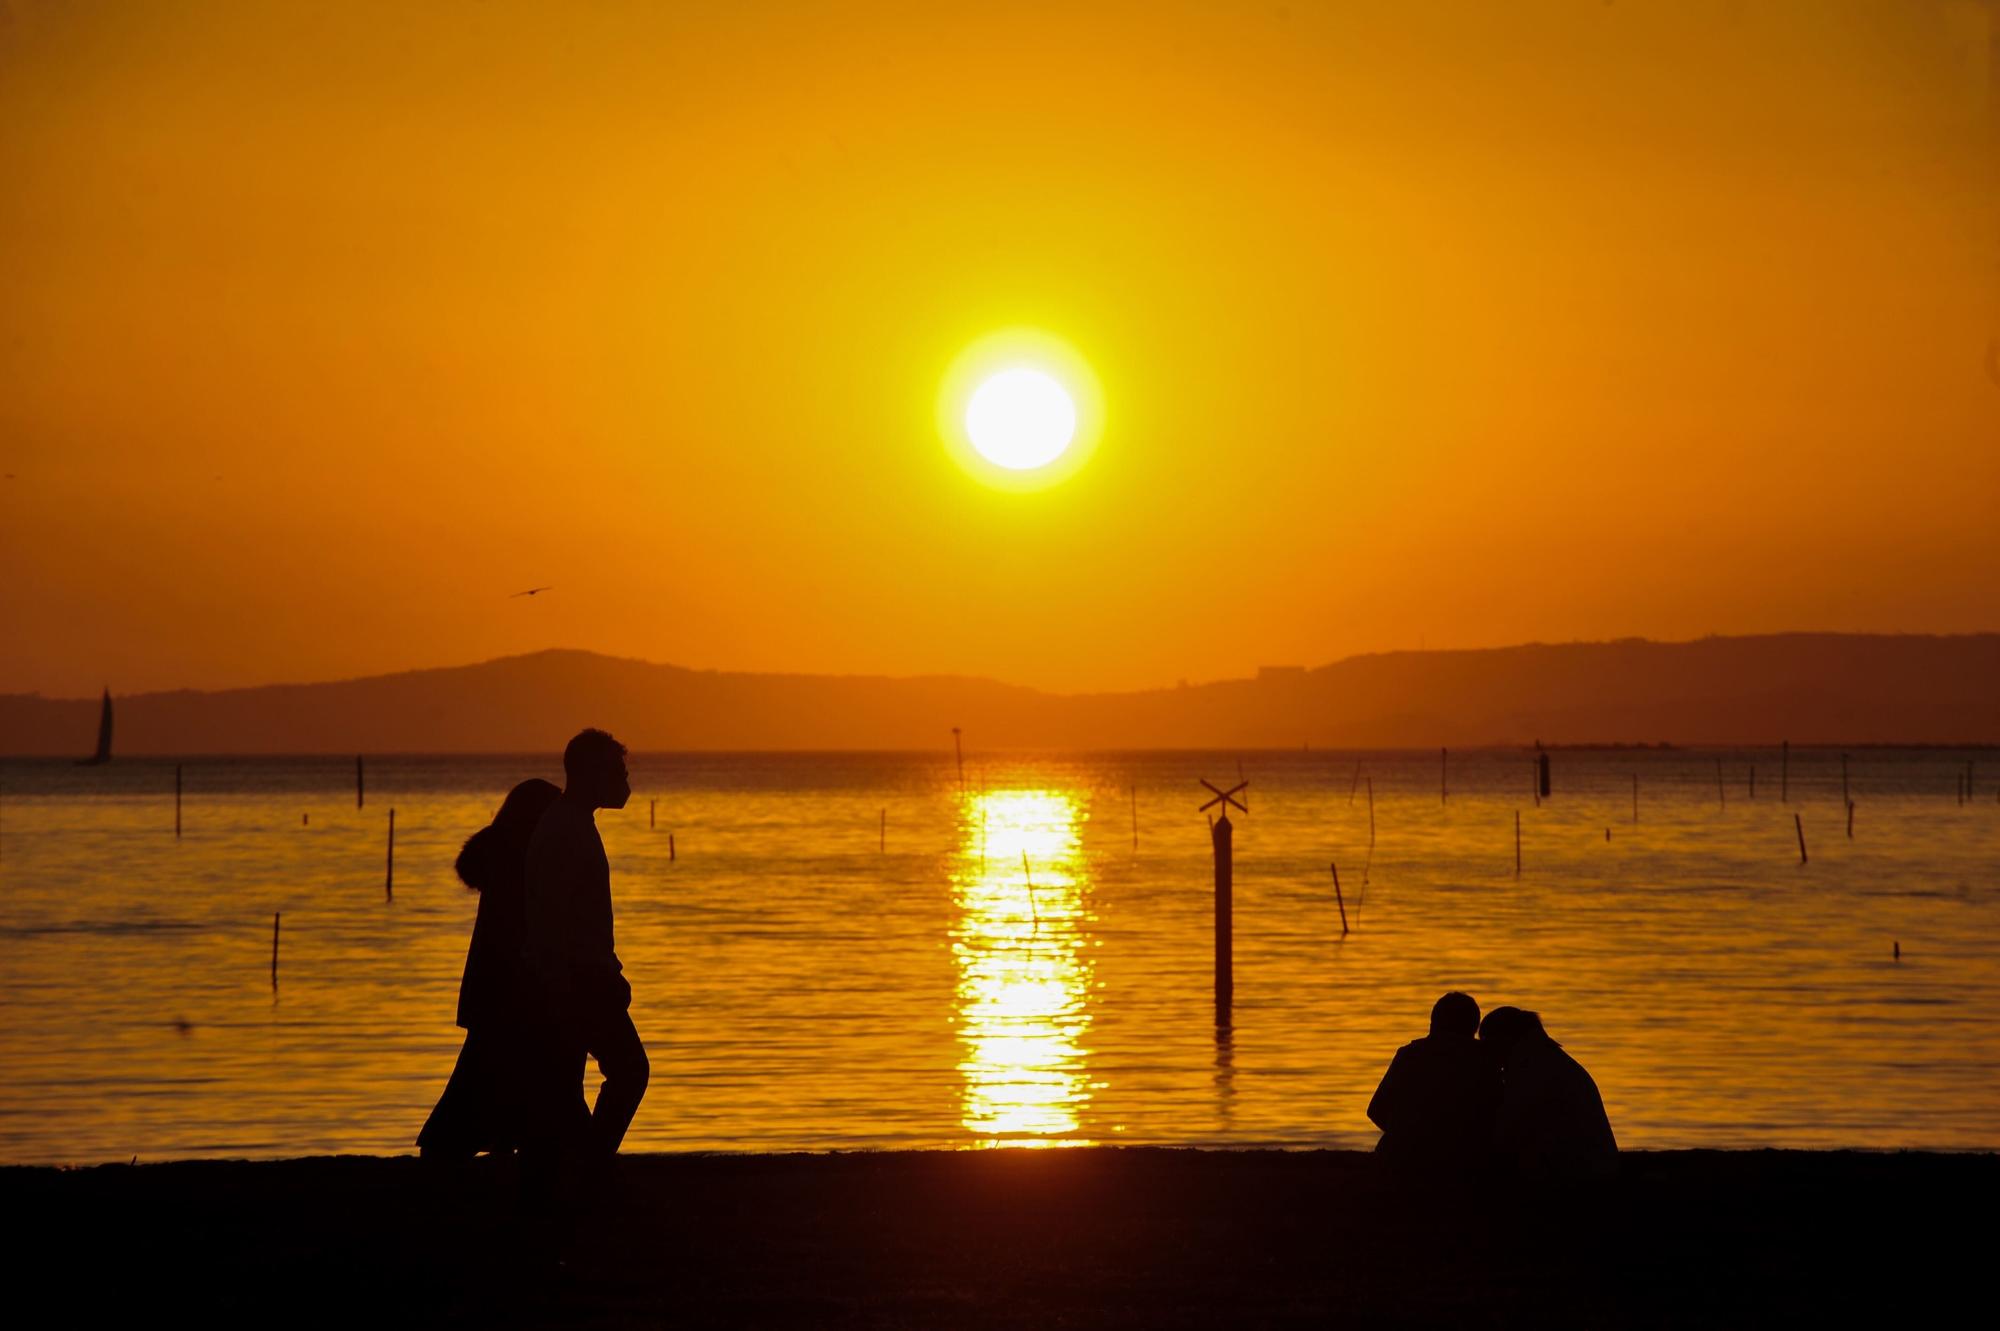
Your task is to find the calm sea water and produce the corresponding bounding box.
[0,748,1994,1164]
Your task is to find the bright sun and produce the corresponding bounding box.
[965,368,1076,470]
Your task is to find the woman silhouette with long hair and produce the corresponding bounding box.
[419,778,562,1159]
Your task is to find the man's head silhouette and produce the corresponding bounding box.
[1430,991,1480,1038]
[563,728,631,810]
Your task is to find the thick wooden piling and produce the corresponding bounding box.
[1331,861,1349,936]
[271,912,280,988]
[175,764,182,839]
[1795,813,1808,865]
[356,756,364,810]
[1537,750,1551,800]
[385,808,395,900]
[1213,813,1233,1022]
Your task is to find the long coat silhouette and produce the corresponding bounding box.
[418,778,560,1159]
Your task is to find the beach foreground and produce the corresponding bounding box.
[6,1148,1989,1327]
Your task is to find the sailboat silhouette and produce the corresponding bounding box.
[76,688,112,766]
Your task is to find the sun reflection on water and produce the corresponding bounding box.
[953,788,1094,1147]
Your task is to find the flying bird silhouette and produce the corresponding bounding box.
[510,586,554,598]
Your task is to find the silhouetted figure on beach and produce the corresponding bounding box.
[1479,1006,1618,1181]
[524,729,648,1183]
[418,778,561,1160]
[1367,991,1501,1180]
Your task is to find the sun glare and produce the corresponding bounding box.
[939,328,1103,491]
[966,369,1076,470]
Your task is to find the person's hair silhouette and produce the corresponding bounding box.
[1430,990,1480,1038]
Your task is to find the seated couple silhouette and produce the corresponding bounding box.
[418,729,647,1200]
[1368,991,1617,1182]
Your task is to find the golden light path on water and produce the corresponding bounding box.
[952,790,1095,1146]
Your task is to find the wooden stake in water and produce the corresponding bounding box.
[1348,761,1362,806]
[1537,749,1551,801]
[1841,753,1850,809]
[1716,757,1726,810]
[271,912,280,989]
[175,764,182,839]
[951,727,964,796]
[1331,861,1349,937]
[669,832,676,862]
[1023,852,1040,932]
[1632,773,1639,824]
[385,808,395,901]
[1847,800,1855,839]
[1130,784,1138,850]
[356,755,364,810]
[880,808,886,853]
[1781,740,1789,803]
[1440,747,1448,805]
[650,798,656,830]
[1795,812,1808,865]
[1198,779,1248,1025]
[1530,759,1540,809]
[1515,810,1522,876]
[1749,765,1756,800]
[1367,776,1376,847]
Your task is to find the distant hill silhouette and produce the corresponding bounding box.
[2,634,1995,754]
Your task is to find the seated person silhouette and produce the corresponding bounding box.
[1478,1006,1618,1181]
[1367,991,1501,1178]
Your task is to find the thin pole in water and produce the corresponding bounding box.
[1841,753,1850,809]
[880,808,886,853]
[650,798,656,830]
[951,727,964,796]
[271,912,280,988]
[1749,765,1756,800]
[1515,810,1522,876]
[385,808,395,901]
[1847,800,1855,839]
[356,755,364,810]
[1331,861,1349,937]
[1795,813,1808,865]
[1440,747,1448,805]
[1213,813,1233,1023]
[669,832,676,862]
[1632,773,1639,824]
[1023,852,1040,933]
[1716,757,1726,810]
[175,764,182,839]
[1348,761,1362,806]
[1781,740,1789,803]
[1130,784,1138,850]
[1367,777,1376,847]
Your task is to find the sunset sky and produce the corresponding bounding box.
[2,0,1995,698]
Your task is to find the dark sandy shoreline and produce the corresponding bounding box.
[6,1148,1992,1327]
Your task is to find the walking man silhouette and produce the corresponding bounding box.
[526,728,649,1176]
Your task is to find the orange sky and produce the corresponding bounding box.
[2,0,1996,698]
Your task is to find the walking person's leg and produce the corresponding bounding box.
[583,1006,648,1157]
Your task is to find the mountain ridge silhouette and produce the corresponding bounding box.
[3,633,1995,754]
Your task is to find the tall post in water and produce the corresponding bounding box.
[1440,747,1448,805]
[1537,749,1551,800]
[1795,813,1808,865]
[175,764,182,839]
[271,912,280,989]
[1716,757,1726,810]
[1330,862,1349,936]
[1198,777,1248,1027]
[880,808,886,853]
[385,808,395,901]
[1749,766,1756,800]
[1213,812,1233,1024]
[1781,740,1789,802]
[1130,784,1138,850]
[951,727,965,797]
[1366,776,1376,846]
[1847,800,1855,839]
[1514,810,1522,876]
[1841,753,1850,810]
[356,755,364,810]
[1632,773,1639,824]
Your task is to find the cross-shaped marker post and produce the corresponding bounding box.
[1198,778,1248,1024]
